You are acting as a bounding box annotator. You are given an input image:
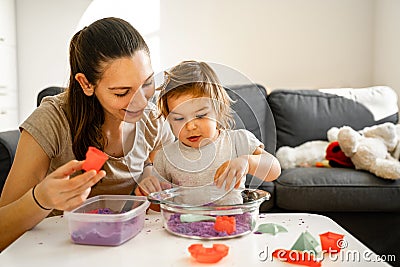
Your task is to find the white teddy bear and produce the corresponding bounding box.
[276,122,400,179]
[276,140,329,169]
[276,127,340,169]
[337,122,400,180]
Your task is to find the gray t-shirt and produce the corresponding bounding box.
[153,129,263,204]
[21,92,174,196]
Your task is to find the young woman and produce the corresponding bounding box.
[0,17,174,251]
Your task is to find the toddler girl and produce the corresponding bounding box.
[136,60,281,205]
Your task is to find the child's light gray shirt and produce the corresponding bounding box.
[153,129,263,204]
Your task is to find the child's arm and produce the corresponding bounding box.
[134,167,164,196]
[245,147,281,182]
[214,147,281,190]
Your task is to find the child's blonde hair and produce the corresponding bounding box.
[157,60,235,129]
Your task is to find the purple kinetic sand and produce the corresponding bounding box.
[70,213,145,246]
[167,213,253,238]
[86,208,115,214]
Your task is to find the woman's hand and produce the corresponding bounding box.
[33,160,105,211]
[214,156,249,190]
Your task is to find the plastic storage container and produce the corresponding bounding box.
[148,186,270,239]
[65,195,149,246]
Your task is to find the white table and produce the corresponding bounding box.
[0,212,392,266]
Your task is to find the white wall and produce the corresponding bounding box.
[15,0,399,124]
[160,0,374,90]
[373,0,400,106]
[16,0,91,122]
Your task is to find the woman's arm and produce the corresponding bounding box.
[0,131,105,251]
[1,131,50,206]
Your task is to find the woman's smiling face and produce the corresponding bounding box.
[167,94,220,148]
[94,50,155,124]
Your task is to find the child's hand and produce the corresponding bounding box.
[214,156,249,190]
[134,176,171,196]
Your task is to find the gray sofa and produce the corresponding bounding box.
[224,84,399,265]
[0,84,399,265]
[269,87,400,213]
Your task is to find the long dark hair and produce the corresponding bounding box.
[66,17,150,160]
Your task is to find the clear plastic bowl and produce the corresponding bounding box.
[148,186,270,239]
[65,195,150,246]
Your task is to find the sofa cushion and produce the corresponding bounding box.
[37,86,64,107]
[268,86,399,149]
[275,167,400,212]
[225,84,277,155]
